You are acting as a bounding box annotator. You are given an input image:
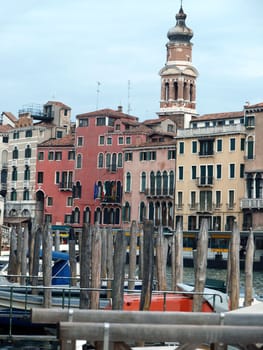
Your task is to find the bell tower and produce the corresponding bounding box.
[158,4,198,128]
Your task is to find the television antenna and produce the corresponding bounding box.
[96,82,101,110]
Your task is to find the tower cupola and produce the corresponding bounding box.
[167,6,193,43]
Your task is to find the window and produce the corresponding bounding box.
[45,214,52,224]
[13,147,19,159]
[190,191,196,209]
[168,150,176,159]
[178,166,184,180]
[247,136,254,159]
[77,137,83,146]
[177,192,183,209]
[98,153,104,168]
[106,153,111,168]
[13,131,19,139]
[47,197,53,206]
[125,152,133,161]
[199,139,214,156]
[37,172,44,183]
[126,172,131,192]
[11,189,17,201]
[126,137,131,144]
[230,138,236,151]
[122,202,131,222]
[99,136,104,145]
[117,153,123,167]
[25,145,31,158]
[64,214,72,224]
[118,137,124,145]
[38,151,44,160]
[192,141,197,154]
[141,172,146,192]
[107,137,112,145]
[167,124,174,132]
[200,165,213,185]
[67,197,73,206]
[76,154,82,168]
[228,190,235,209]
[240,138,245,151]
[191,166,196,180]
[23,189,29,201]
[179,142,184,154]
[79,119,89,127]
[96,117,106,126]
[217,139,222,152]
[24,166,30,180]
[25,130,32,137]
[229,164,235,178]
[48,151,54,160]
[12,167,17,181]
[55,152,62,160]
[215,191,221,208]
[68,151,75,160]
[216,164,222,179]
[3,135,8,143]
[115,124,121,131]
[245,115,255,128]
[240,164,244,178]
[57,131,63,138]
[55,172,60,184]
[200,191,212,211]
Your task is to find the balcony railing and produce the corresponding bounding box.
[196,203,214,213]
[107,164,117,173]
[145,188,174,198]
[59,182,73,191]
[196,177,214,187]
[241,198,263,209]
[177,124,246,138]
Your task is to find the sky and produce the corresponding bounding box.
[0,0,262,121]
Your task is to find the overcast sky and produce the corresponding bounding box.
[0,0,262,121]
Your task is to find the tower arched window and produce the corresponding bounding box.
[183,82,187,100]
[174,81,178,100]
[165,82,169,101]
[189,83,194,101]
[98,153,104,168]
[12,147,18,159]
[25,145,32,158]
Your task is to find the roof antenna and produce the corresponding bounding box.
[127,80,132,115]
[96,82,101,110]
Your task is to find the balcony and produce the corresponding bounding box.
[241,198,263,209]
[101,195,121,205]
[196,177,214,187]
[107,164,117,173]
[59,182,73,191]
[177,124,246,138]
[145,188,174,198]
[196,203,213,213]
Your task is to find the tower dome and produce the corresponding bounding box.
[167,6,193,43]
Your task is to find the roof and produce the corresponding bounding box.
[38,134,75,147]
[1,112,17,123]
[192,111,243,122]
[245,102,263,109]
[44,101,71,110]
[0,124,13,132]
[76,108,138,121]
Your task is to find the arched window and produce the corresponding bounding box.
[94,207,102,224]
[12,167,17,181]
[156,171,162,195]
[76,154,82,168]
[165,82,169,101]
[73,208,80,223]
[126,172,131,192]
[112,153,117,171]
[23,188,30,200]
[115,208,120,225]
[189,83,194,101]
[174,81,178,100]
[150,171,155,195]
[98,153,104,168]
[12,147,18,159]
[106,153,111,168]
[163,171,168,195]
[117,153,123,168]
[255,174,262,199]
[169,171,175,195]
[183,82,187,100]
[83,207,91,223]
[24,166,30,180]
[247,136,254,160]
[139,202,146,223]
[149,202,154,221]
[25,145,32,158]
[11,189,17,201]
[122,202,130,222]
[141,172,146,192]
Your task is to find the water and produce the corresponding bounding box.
[181,267,263,297]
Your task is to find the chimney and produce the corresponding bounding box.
[117,106,123,112]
